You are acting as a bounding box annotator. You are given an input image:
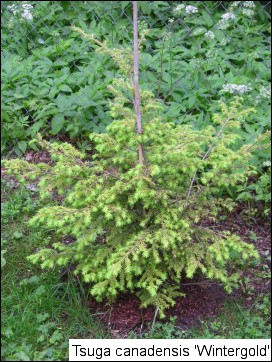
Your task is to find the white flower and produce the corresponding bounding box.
[185,5,198,14]
[7,17,15,29]
[168,18,174,23]
[242,8,254,17]
[138,20,148,31]
[22,3,33,10]
[221,84,252,95]
[206,49,219,59]
[7,2,33,21]
[217,13,236,29]
[21,2,33,21]
[263,161,271,167]
[220,37,231,46]
[221,13,236,20]
[38,38,45,45]
[243,1,255,8]
[231,1,242,7]
[255,85,271,104]
[204,31,215,39]
[173,4,185,13]
[7,4,19,15]
[22,10,33,21]
[259,85,271,99]
[162,31,171,41]
[230,1,255,13]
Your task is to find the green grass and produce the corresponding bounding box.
[1,182,109,361]
[1,180,271,360]
[191,296,271,339]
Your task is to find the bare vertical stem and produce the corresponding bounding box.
[151,306,159,331]
[133,1,144,165]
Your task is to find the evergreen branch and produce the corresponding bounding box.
[186,115,232,206]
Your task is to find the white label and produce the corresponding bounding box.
[69,339,271,361]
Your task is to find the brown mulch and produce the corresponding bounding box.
[24,150,52,164]
[89,282,227,338]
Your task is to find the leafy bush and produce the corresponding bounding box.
[1,1,271,161]
[236,163,271,214]
[1,1,125,154]
[5,36,269,317]
[1,182,41,222]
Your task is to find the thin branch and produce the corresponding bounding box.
[151,306,159,331]
[202,116,232,160]
[103,170,121,180]
[71,26,105,48]
[133,1,144,165]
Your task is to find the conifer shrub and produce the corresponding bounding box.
[4,29,269,316]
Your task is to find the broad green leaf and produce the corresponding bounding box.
[14,93,25,99]
[51,114,65,134]
[15,351,31,361]
[58,84,72,93]
[13,231,23,239]
[202,12,213,27]
[55,94,72,112]
[18,141,27,154]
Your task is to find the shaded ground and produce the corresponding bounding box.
[89,283,227,338]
